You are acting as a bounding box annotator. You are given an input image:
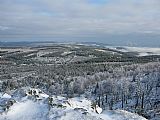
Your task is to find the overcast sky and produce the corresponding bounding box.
[0,0,160,46]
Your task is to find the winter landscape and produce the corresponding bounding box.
[1,0,160,120]
[0,42,159,120]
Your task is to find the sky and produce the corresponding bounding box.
[0,0,160,47]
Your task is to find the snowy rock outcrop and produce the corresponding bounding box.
[0,88,147,120]
[95,105,103,114]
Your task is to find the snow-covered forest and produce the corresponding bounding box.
[0,43,160,120]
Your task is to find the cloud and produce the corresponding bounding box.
[0,0,160,41]
[0,26,9,31]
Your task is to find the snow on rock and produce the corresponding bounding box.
[11,88,27,100]
[0,93,12,99]
[0,100,48,120]
[66,97,93,110]
[22,87,49,100]
[101,110,148,120]
[49,96,146,120]
[95,105,103,114]
[0,90,148,120]
[39,93,49,99]
[59,111,102,120]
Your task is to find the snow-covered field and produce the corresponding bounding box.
[106,46,160,56]
[0,88,147,120]
[120,47,160,56]
[0,48,34,52]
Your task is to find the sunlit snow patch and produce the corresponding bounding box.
[0,100,48,120]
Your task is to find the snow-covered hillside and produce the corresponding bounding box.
[0,88,147,120]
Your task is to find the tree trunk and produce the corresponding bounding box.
[122,94,124,109]
[109,98,113,110]
[141,92,144,109]
[106,94,108,103]
[135,96,139,109]
[98,96,101,107]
